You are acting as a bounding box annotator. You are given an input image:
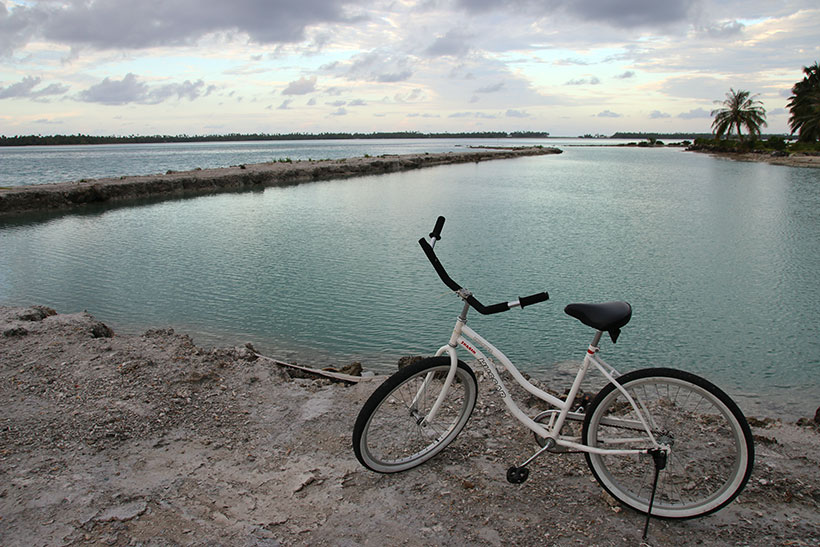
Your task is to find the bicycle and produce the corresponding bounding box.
[352,216,754,528]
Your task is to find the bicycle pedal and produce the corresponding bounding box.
[506,466,529,484]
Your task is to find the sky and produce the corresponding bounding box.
[1,0,818,137]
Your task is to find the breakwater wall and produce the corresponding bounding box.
[0,147,560,216]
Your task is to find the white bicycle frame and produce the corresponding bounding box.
[423,299,662,458]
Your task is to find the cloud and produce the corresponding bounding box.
[596,110,621,118]
[448,111,497,119]
[78,73,212,105]
[660,76,729,100]
[649,110,671,118]
[554,58,591,66]
[562,0,698,28]
[699,20,745,38]
[282,76,317,95]
[475,82,505,93]
[614,71,636,79]
[677,107,711,119]
[456,0,699,29]
[330,107,348,116]
[376,70,413,83]
[348,98,366,106]
[4,0,362,52]
[0,76,69,99]
[335,51,414,83]
[505,109,531,118]
[394,88,424,102]
[565,76,601,85]
[425,29,473,57]
[278,99,293,109]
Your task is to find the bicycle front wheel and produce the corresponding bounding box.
[583,368,754,519]
[353,356,478,473]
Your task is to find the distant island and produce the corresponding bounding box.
[0,131,550,147]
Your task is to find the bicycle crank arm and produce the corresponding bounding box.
[506,438,558,484]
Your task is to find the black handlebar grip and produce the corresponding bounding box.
[429,216,446,240]
[519,292,550,309]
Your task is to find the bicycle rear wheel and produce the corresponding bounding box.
[583,368,754,519]
[353,356,478,473]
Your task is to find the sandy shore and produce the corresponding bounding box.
[0,147,560,216]
[2,306,818,546]
[692,150,820,169]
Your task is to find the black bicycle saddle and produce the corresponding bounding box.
[564,301,632,343]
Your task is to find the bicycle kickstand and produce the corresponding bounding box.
[506,438,558,484]
[642,448,668,540]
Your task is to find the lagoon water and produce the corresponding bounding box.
[1,139,819,419]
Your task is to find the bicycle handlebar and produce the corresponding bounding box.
[418,217,549,315]
[429,215,446,241]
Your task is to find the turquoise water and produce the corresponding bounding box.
[1,141,819,419]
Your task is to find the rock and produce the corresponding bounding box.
[815,406,820,424]
[95,499,148,522]
[15,306,56,321]
[397,355,425,369]
[339,362,362,376]
[3,326,28,337]
[89,319,114,338]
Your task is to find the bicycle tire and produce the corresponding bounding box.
[353,356,478,473]
[582,368,754,519]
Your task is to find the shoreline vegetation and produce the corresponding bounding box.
[2,305,818,545]
[0,131,552,146]
[0,131,792,147]
[0,146,560,216]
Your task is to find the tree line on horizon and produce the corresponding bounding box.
[0,131,550,147]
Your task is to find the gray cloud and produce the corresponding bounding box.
[0,76,69,99]
[700,20,745,38]
[448,111,497,119]
[660,76,729,100]
[563,0,698,28]
[649,110,671,118]
[566,76,601,85]
[677,107,711,119]
[376,70,413,83]
[505,109,531,118]
[597,110,621,118]
[615,71,636,79]
[554,58,591,66]
[78,73,212,105]
[278,99,293,109]
[425,29,473,57]
[282,76,317,95]
[475,82,505,93]
[3,0,361,52]
[457,0,699,29]
[339,51,414,83]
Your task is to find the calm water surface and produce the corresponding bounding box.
[1,141,818,420]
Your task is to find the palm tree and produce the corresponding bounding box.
[787,62,820,142]
[711,88,767,141]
